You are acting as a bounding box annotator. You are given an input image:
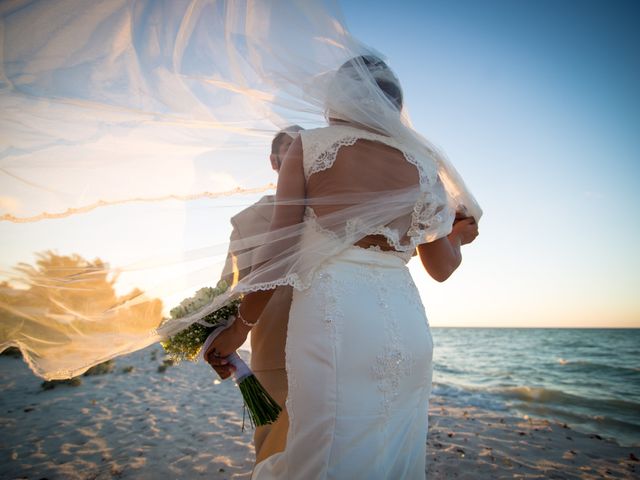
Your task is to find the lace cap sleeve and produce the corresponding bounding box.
[299,127,358,180]
[299,125,436,185]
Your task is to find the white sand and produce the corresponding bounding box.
[1,346,254,479]
[426,396,638,479]
[1,346,637,479]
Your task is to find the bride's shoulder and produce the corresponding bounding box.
[299,125,365,179]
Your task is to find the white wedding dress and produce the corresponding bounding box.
[252,125,452,480]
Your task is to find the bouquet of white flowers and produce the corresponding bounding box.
[161,281,281,427]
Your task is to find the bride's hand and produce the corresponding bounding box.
[451,217,479,246]
[205,319,251,379]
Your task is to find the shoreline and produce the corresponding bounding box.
[1,346,638,479]
[430,380,640,451]
[427,395,638,479]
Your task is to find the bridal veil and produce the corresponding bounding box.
[0,0,481,379]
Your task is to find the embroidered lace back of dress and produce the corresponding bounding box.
[300,124,453,256]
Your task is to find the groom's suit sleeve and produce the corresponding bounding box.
[222,216,249,286]
[221,205,267,285]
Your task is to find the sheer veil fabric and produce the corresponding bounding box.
[0,0,481,379]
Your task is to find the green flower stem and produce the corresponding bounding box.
[238,375,282,427]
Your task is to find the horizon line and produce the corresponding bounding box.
[428,326,640,329]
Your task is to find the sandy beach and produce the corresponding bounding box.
[1,345,637,480]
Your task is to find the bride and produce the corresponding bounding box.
[206,56,479,479]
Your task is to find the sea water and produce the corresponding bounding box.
[430,328,640,447]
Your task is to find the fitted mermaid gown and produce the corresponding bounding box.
[252,125,451,480]
[252,245,434,479]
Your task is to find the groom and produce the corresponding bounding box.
[216,126,302,464]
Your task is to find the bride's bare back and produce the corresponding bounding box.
[307,138,420,252]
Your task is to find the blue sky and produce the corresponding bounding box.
[2,0,638,328]
[340,0,640,326]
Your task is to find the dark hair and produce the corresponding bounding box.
[271,125,304,154]
[337,55,403,111]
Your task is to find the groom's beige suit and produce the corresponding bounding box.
[221,195,292,464]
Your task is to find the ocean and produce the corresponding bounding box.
[430,328,640,447]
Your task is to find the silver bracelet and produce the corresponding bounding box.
[237,304,259,327]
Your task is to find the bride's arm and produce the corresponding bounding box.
[268,137,306,231]
[417,217,477,282]
[205,138,305,368]
[234,137,306,321]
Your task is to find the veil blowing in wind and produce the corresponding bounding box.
[0,0,480,380]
